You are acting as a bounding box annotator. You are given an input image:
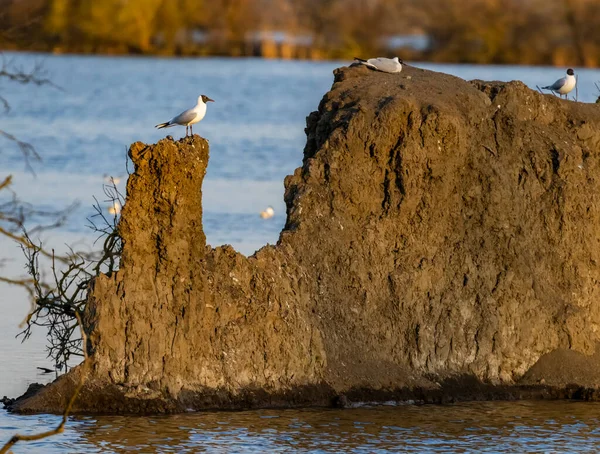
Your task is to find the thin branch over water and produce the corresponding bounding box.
[0,312,91,454]
[17,181,123,370]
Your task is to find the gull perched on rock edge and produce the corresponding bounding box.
[354,56,403,73]
[541,69,576,99]
[156,94,214,136]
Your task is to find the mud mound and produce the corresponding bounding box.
[13,65,600,413]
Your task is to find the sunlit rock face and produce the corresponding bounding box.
[13,65,600,414]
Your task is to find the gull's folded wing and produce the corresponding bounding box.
[172,109,198,125]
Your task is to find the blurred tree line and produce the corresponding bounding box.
[0,0,599,65]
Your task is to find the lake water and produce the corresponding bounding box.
[1,52,600,452]
[2,401,600,453]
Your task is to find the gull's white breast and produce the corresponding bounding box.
[559,75,576,94]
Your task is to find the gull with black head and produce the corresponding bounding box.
[541,69,576,99]
[156,94,214,136]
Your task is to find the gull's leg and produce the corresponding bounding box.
[190,124,193,136]
[185,125,189,137]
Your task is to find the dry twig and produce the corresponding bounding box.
[0,52,96,451]
[0,182,123,451]
[0,56,59,89]
[0,52,61,171]
[17,181,123,370]
[0,312,90,454]
[0,175,76,264]
[0,130,40,173]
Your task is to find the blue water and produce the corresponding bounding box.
[2,53,600,452]
[2,401,600,452]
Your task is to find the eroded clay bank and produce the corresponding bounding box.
[11,65,600,414]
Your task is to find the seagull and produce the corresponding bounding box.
[260,206,274,219]
[542,69,576,99]
[156,94,214,136]
[354,57,403,73]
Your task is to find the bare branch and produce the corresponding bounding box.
[0,130,40,173]
[0,175,77,265]
[0,51,99,444]
[16,186,123,370]
[0,175,11,191]
[0,56,60,90]
[0,312,90,454]
[0,94,9,113]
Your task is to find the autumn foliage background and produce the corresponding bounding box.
[1,0,599,66]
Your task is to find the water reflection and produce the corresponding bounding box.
[39,401,598,452]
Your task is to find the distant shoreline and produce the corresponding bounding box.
[1,48,598,69]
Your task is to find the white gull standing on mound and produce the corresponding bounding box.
[156,94,215,136]
[541,69,576,99]
[354,56,403,73]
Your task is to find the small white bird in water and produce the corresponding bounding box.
[103,174,121,185]
[354,56,403,73]
[260,206,274,219]
[542,68,576,99]
[108,201,121,215]
[156,94,214,136]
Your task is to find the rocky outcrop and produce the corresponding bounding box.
[13,64,600,414]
